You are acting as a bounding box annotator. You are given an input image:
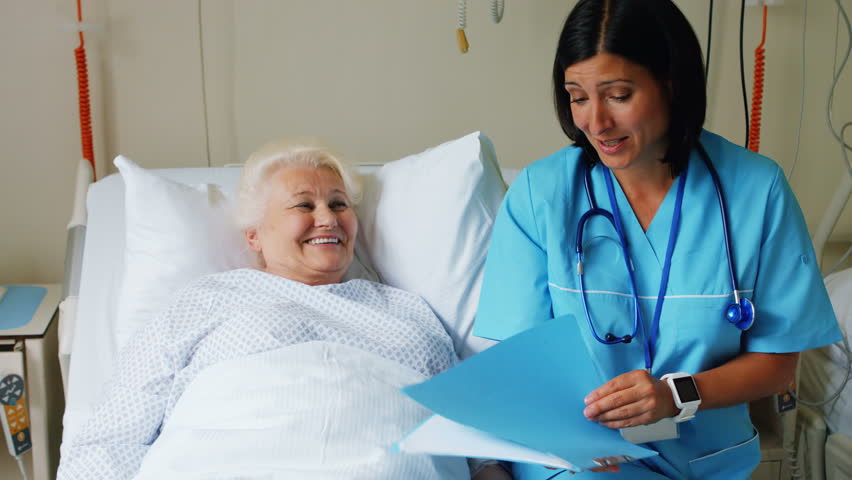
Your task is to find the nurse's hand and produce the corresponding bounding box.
[582,369,677,429]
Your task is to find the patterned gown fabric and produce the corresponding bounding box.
[58,269,458,479]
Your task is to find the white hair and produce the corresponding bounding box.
[236,138,362,232]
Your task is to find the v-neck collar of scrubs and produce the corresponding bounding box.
[598,161,689,369]
[604,167,681,269]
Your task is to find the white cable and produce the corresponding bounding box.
[788,0,809,181]
[826,0,851,152]
[822,0,852,281]
[842,122,852,179]
[791,331,852,407]
[16,456,28,480]
[491,0,505,24]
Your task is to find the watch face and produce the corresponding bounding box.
[673,376,700,402]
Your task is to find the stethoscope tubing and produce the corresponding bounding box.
[576,207,642,346]
[699,144,742,302]
[575,142,744,370]
[577,160,644,348]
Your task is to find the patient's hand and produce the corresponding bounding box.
[582,369,676,429]
[472,464,513,480]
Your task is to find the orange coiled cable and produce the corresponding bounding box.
[75,0,96,180]
[747,5,767,153]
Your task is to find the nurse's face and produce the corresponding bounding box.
[245,165,358,286]
[564,53,670,173]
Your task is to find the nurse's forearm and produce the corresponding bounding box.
[693,352,798,411]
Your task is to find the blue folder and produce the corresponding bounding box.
[401,314,657,471]
[0,286,47,330]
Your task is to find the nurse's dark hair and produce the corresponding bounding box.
[552,0,706,176]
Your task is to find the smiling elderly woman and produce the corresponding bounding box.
[237,139,361,285]
[57,139,500,480]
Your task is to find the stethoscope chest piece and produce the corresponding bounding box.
[726,297,756,331]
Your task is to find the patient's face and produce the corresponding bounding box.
[246,166,357,285]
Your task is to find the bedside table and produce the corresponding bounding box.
[0,284,63,480]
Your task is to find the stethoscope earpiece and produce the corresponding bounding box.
[725,297,755,331]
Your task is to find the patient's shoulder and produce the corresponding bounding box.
[339,279,441,324]
[160,269,258,318]
[339,278,430,304]
[179,268,267,297]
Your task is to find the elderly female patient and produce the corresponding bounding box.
[58,140,502,480]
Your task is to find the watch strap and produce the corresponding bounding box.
[662,373,700,423]
[672,401,698,422]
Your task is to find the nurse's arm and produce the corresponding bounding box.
[583,352,798,428]
[693,351,798,411]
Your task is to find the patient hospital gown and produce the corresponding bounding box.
[58,268,458,479]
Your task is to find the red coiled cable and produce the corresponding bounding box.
[747,5,767,153]
[75,0,96,180]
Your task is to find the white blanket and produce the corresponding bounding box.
[133,341,469,480]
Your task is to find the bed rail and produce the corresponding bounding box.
[59,158,93,394]
[62,159,93,300]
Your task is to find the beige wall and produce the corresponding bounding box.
[1,0,850,284]
[0,1,93,284]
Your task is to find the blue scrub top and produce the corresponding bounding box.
[474,130,842,479]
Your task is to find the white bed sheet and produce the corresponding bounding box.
[133,342,467,479]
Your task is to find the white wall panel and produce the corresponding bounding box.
[0,0,849,283]
[100,0,208,169]
[0,1,84,283]
[204,0,571,169]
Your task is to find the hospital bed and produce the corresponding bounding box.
[56,131,516,473]
[795,171,852,480]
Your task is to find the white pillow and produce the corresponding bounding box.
[113,131,504,358]
[356,131,504,358]
[113,156,253,348]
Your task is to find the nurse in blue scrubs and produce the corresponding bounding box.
[474,0,843,479]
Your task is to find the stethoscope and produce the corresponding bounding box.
[574,143,755,371]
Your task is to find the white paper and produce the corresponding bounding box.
[397,414,579,472]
